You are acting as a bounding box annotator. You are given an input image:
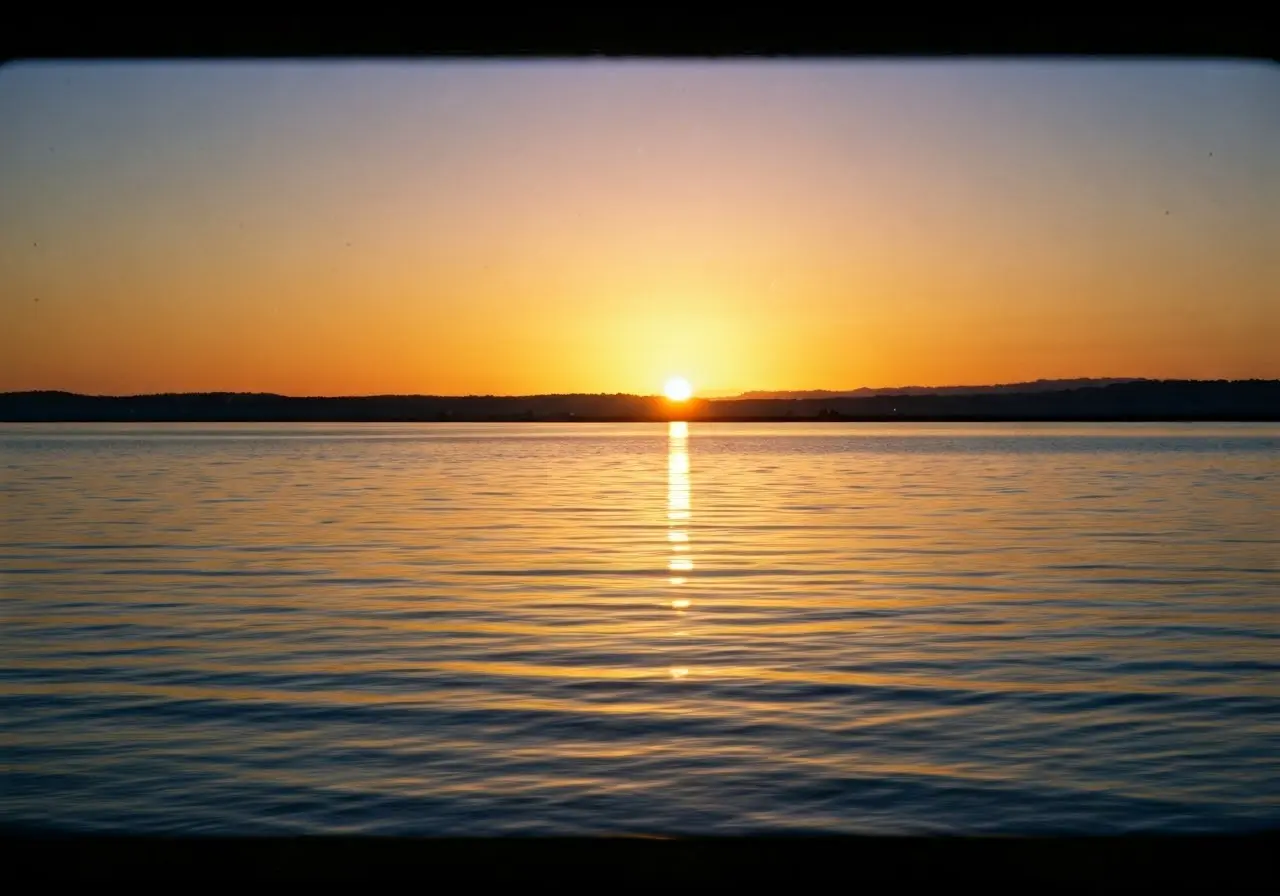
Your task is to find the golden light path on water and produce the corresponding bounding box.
[668,420,692,680]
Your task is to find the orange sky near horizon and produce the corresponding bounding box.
[1,60,1276,397]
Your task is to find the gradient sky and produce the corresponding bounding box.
[1,59,1275,396]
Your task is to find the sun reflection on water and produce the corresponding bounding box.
[667,421,692,679]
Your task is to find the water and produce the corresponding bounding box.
[1,421,1278,835]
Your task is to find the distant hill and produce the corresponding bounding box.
[732,378,1148,400]
[1,380,1277,422]
[710,380,1279,421]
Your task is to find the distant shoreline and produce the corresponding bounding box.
[3,380,1277,423]
[2,416,1277,424]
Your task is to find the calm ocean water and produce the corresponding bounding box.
[1,422,1277,835]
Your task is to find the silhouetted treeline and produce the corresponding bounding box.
[0,392,682,422]
[0,380,1277,422]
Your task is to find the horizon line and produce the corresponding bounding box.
[6,377,1280,401]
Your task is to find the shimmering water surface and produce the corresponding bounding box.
[2,422,1277,835]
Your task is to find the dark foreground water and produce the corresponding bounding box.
[1,422,1277,835]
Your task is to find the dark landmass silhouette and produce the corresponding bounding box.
[1,380,1277,422]
[733,377,1148,400]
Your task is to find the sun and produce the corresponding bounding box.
[664,377,693,402]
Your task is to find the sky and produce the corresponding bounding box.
[0,59,1275,397]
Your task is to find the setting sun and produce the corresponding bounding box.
[664,377,693,402]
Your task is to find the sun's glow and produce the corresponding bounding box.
[664,377,693,402]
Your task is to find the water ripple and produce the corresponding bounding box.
[1,422,1278,835]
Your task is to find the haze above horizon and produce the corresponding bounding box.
[2,59,1276,396]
